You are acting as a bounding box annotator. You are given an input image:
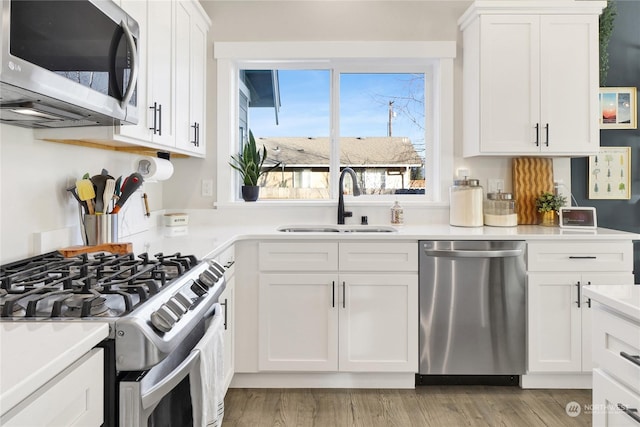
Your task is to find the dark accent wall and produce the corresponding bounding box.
[571,0,640,282]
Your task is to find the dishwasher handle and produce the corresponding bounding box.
[423,248,523,258]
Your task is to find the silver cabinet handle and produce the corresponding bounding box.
[617,404,640,424]
[621,352,640,368]
[534,123,539,146]
[569,256,597,259]
[120,19,139,110]
[424,249,523,258]
[575,282,581,308]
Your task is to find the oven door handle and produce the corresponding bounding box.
[140,349,200,410]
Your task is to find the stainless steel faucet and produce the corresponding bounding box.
[337,167,361,224]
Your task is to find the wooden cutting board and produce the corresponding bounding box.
[58,242,132,257]
[512,158,554,224]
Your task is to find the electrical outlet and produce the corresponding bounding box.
[488,179,504,193]
[201,179,213,197]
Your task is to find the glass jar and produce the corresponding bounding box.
[449,178,483,227]
[484,192,518,227]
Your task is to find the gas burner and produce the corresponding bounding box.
[0,251,200,319]
[64,294,114,317]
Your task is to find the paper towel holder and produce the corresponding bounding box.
[136,155,174,182]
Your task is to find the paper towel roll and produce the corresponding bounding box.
[136,156,174,182]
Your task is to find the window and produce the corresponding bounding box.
[214,42,456,204]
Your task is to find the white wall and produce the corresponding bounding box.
[0,124,163,262]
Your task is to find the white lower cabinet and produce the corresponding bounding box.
[1,348,103,427]
[526,241,634,376]
[592,296,640,426]
[527,272,633,372]
[218,245,235,394]
[258,241,418,373]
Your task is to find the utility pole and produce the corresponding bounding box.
[387,101,395,137]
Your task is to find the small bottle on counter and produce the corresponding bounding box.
[391,200,404,225]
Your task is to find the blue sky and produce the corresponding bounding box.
[248,70,425,154]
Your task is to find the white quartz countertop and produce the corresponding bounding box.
[123,223,640,261]
[0,322,109,415]
[583,285,640,322]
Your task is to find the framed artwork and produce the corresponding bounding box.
[588,146,631,200]
[599,87,637,129]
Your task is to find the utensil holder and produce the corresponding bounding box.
[83,214,118,246]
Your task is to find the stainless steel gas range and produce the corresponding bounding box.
[0,250,227,426]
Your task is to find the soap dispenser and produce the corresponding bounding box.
[391,200,404,225]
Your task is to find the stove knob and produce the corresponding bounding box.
[199,269,218,287]
[150,305,178,333]
[208,260,226,276]
[165,298,187,318]
[173,292,192,310]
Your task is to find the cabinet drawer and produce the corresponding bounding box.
[593,305,640,394]
[593,368,640,427]
[339,242,418,272]
[259,242,338,271]
[2,348,103,426]
[527,242,633,272]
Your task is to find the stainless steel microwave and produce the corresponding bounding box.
[0,0,139,128]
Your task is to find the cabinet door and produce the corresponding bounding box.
[174,1,192,152]
[339,273,418,372]
[1,349,103,427]
[528,272,582,372]
[147,0,175,146]
[188,12,207,156]
[540,15,599,154]
[219,275,235,394]
[479,15,540,154]
[580,273,635,372]
[174,1,207,156]
[258,273,338,371]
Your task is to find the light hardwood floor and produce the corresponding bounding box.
[224,387,592,426]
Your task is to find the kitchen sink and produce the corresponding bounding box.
[277,225,397,233]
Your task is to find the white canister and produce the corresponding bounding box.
[449,178,483,227]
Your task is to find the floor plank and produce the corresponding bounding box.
[223,387,592,427]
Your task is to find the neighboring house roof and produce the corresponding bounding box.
[257,136,423,168]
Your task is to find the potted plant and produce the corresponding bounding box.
[534,192,567,226]
[229,130,280,201]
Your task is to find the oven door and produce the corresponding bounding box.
[119,304,224,427]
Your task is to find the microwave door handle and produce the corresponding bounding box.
[140,350,200,410]
[120,19,139,109]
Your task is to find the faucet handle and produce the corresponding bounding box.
[344,211,353,218]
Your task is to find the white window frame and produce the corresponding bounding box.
[214,41,455,205]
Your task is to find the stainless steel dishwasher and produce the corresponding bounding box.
[418,240,526,379]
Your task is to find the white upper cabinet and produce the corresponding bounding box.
[175,0,209,156]
[459,1,605,157]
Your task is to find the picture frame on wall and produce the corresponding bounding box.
[588,146,631,200]
[599,87,637,129]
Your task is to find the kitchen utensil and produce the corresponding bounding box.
[103,179,116,214]
[75,179,96,214]
[114,175,123,199]
[111,173,144,214]
[91,174,109,213]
